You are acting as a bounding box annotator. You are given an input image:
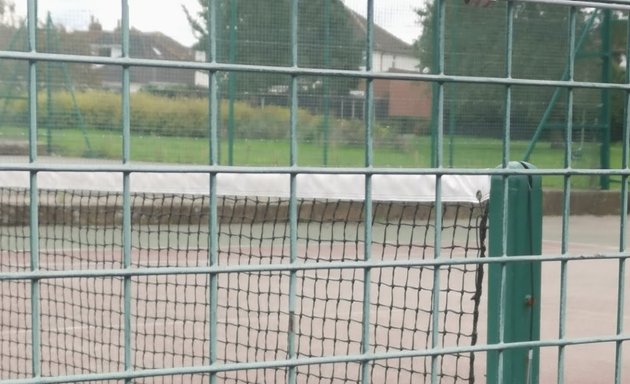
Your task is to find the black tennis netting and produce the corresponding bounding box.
[1,173,488,383]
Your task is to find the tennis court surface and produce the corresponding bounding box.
[2,171,490,383]
[1,171,628,383]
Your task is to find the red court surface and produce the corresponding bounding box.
[534,215,630,384]
[1,215,629,383]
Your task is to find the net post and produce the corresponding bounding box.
[487,161,542,384]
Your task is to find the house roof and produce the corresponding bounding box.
[0,25,17,50]
[345,7,414,57]
[84,29,193,61]
[60,28,195,87]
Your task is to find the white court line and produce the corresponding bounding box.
[1,318,190,338]
[5,247,209,270]
[7,240,619,271]
[0,306,440,339]
[542,239,618,251]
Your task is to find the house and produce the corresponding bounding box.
[190,5,428,125]
[346,8,420,73]
[371,69,432,132]
[347,9,431,125]
[1,19,198,92]
[82,23,196,92]
[193,5,422,89]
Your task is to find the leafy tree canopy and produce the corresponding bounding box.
[0,0,17,26]
[414,1,625,140]
[184,0,363,95]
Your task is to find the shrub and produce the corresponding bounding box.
[4,90,401,146]
[5,90,327,139]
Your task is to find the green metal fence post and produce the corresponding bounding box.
[599,9,612,190]
[447,1,459,168]
[121,1,133,383]
[27,0,41,378]
[227,0,237,165]
[488,161,542,384]
[429,0,442,168]
[45,13,53,155]
[522,11,598,163]
[360,1,375,382]
[287,0,299,382]
[207,1,219,382]
[322,0,331,166]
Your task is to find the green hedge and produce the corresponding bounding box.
[4,90,404,145]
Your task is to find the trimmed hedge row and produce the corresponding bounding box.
[7,91,313,138]
[5,91,403,145]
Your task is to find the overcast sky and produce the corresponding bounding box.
[13,0,423,46]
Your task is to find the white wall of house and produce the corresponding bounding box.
[195,71,209,88]
[194,50,209,88]
[372,51,419,72]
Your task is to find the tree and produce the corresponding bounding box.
[608,14,628,141]
[414,1,617,141]
[0,0,16,27]
[184,0,363,95]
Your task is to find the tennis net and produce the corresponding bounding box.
[1,171,489,383]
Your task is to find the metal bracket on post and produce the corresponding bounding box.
[487,161,542,384]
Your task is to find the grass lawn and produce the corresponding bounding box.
[1,126,624,189]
